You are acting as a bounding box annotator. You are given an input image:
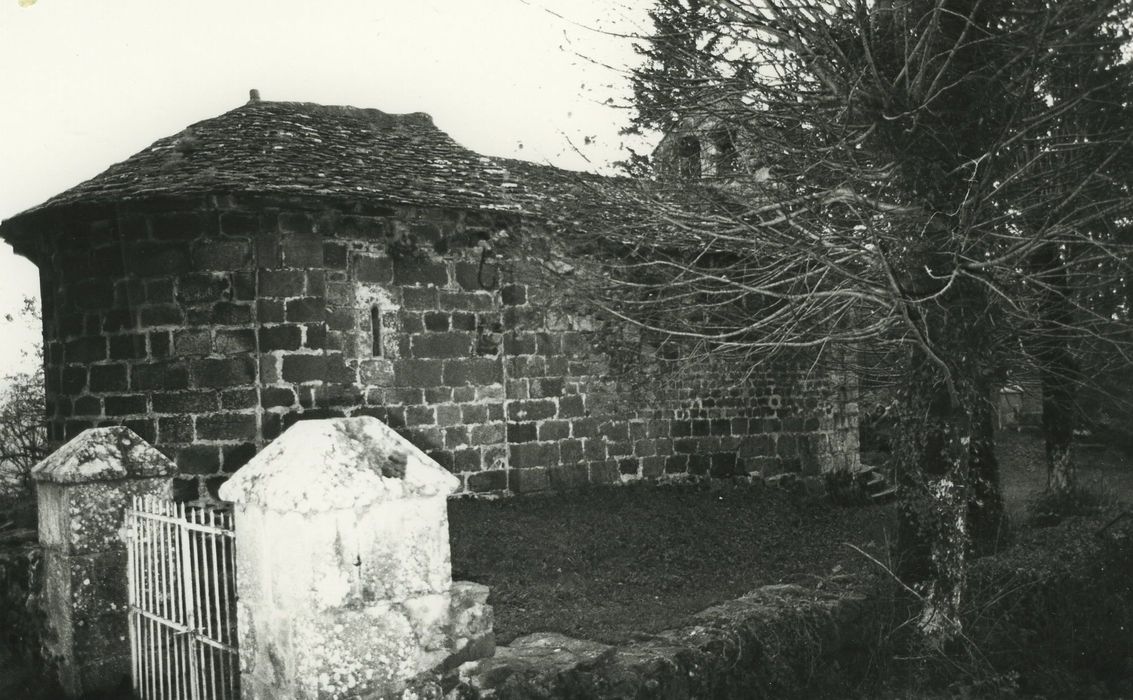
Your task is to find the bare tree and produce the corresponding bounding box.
[533,0,1133,643]
[0,368,48,495]
[0,296,47,498]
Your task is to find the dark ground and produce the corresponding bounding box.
[997,428,1133,520]
[450,429,1133,645]
[450,480,892,644]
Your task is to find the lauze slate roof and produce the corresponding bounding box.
[2,98,611,232]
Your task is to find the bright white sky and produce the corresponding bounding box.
[0,0,654,377]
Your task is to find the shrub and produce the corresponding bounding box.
[824,468,872,506]
[1028,484,1108,526]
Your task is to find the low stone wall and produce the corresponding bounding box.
[0,531,52,680]
[418,512,1133,699]
[441,581,893,699]
[962,513,1133,694]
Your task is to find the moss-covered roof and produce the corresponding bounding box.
[1,98,613,231]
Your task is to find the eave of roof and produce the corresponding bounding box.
[0,99,621,239]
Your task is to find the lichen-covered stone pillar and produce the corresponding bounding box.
[219,416,494,699]
[32,426,175,697]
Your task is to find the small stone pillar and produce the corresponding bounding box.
[32,426,175,696]
[219,416,494,699]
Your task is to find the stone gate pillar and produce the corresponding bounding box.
[218,416,493,699]
[32,426,175,697]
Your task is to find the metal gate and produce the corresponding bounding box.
[124,495,239,700]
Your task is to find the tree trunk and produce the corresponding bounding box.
[1042,350,1077,492]
[894,354,973,646]
[893,273,1001,646]
[1033,243,1078,493]
[969,385,1006,553]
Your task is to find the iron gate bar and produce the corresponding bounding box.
[125,495,238,700]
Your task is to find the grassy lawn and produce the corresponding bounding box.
[998,429,1133,521]
[450,430,1133,647]
[449,481,893,644]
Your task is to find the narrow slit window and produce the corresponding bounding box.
[712,129,737,176]
[370,304,383,357]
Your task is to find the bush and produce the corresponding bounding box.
[824,468,872,506]
[862,513,1133,698]
[1028,484,1108,526]
[0,368,48,501]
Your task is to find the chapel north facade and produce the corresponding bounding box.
[0,96,859,500]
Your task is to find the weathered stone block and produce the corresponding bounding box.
[469,423,505,446]
[192,356,255,388]
[88,364,128,393]
[548,463,588,489]
[191,240,251,271]
[257,298,285,323]
[104,394,146,416]
[177,445,222,474]
[65,337,107,364]
[433,403,462,427]
[222,442,258,472]
[139,303,184,328]
[538,420,570,441]
[402,287,438,310]
[207,301,254,325]
[176,272,230,304]
[158,415,194,443]
[394,259,448,287]
[590,460,619,484]
[260,386,296,409]
[258,324,302,351]
[220,387,258,410]
[152,390,217,414]
[499,284,526,306]
[511,468,550,494]
[280,233,323,266]
[394,359,444,387]
[281,354,326,383]
[412,332,472,359]
[149,331,171,358]
[220,212,259,236]
[196,412,257,441]
[507,422,537,443]
[174,328,213,356]
[560,438,584,464]
[127,243,190,278]
[303,323,327,350]
[508,399,556,422]
[132,361,192,392]
[509,442,559,469]
[71,278,115,311]
[442,357,502,385]
[72,395,102,417]
[467,469,507,492]
[214,329,256,355]
[424,311,449,331]
[452,448,480,472]
[354,254,394,284]
[285,296,325,323]
[105,334,144,361]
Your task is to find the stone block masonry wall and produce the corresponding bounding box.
[490,264,860,495]
[34,195,515,499]
[31,193,857,499]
